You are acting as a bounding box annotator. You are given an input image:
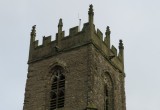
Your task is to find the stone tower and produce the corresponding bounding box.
[23,5,126,110]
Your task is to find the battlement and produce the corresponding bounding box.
[69,26,79,36]
[28,5,124,72]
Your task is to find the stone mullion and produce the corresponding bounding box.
[56,71,60,109]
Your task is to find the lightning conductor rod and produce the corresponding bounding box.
[78,13,81,32]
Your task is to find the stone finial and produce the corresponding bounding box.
[88,4,94,24]
[56,18,63,50]
[31,25,36,36]
[119,39,124,72]
[58,18,63,33]
[104,26,111,48]
[119,39,124,50]
[58,18,63,27]
[29,25,36,60]
[88,4,94,15]
[105,26,111,36]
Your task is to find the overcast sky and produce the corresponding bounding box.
[1,0,160,110]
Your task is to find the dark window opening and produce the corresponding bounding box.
[105,88,109,110]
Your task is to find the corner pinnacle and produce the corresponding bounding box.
[58,18,63,27]
[88,4,94,24]
[105,26,111,36]
[31,25,36,36]
[119,39,124,50]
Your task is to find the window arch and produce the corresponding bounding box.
[103,72,114,110]
[50,66,65,110]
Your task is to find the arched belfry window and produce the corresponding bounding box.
[50,66,65,110]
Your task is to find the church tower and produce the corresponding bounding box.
[23,5,126,110]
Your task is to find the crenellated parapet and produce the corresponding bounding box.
[28,4,124,72]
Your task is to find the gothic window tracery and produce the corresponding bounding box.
[50,66,65,110]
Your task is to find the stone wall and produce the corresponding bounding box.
[24,45,91,110]
[87,45,126,110]
[24,43,125,110]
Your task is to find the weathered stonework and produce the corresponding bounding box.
[23,5,126,110]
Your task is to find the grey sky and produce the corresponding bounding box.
[0,0,160,109]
